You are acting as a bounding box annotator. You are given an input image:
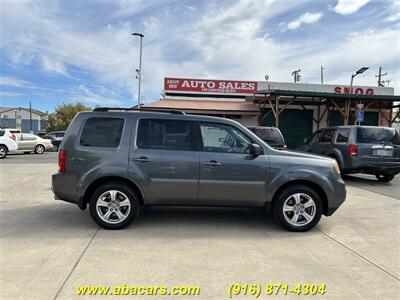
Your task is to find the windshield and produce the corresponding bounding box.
[357,127,400,145]
[250,128,284,145]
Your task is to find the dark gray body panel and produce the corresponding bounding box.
[52,111,346,215]
[298,126,400,176]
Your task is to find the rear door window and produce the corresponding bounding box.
[336,128,351,143]
[321,129,336,143]
[137,119,193,151]
[80,117,124,147]
[357,127,400,145]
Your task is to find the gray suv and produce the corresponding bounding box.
[52,108,346,231]
[298,126,400,182]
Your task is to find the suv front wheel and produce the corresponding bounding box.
[89,182,140,229]
[273,185,322,232]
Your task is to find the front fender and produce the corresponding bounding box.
[266,166,334,203]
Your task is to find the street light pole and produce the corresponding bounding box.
[132,32,144,107]
[348,67,369,125]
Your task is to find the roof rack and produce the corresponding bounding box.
[93,107,185,115]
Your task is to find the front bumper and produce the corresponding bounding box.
[325,178,346,216]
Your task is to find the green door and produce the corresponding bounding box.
[328,111,378,126]
[260,109,313,149]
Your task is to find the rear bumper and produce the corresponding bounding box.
[52,172,86,209]
[345,158,400,175]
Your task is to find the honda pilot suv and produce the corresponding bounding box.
[52,108,346,231]
[298,126,400,182]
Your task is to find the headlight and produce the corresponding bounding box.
[332,159,340,174]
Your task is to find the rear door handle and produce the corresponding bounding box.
[202,160,221,166]
[133,156,151,163]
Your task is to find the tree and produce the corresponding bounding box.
[47,102,92,132]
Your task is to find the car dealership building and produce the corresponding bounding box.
[142,77,400,147]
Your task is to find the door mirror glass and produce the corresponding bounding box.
[249,143,262,156]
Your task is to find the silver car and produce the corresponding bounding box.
[15,133,53,154]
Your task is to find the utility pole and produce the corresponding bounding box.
[132,32,144,107]
[375,66,387,87]
[29,101,32,133]
[291,69,301,83]
[320,66,324,84]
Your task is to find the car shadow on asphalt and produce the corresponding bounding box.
[0,203,308,238]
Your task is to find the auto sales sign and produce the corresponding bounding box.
[164,77,258,95]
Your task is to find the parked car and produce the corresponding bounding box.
[15,133,53,154]
[0,129,18,159]
[247,126,287,149]
[297,126,400,182]
[52,109,346,232]
[43,131,65,150]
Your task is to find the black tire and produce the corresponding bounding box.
[0,145,7,159]
[272,184,323,232]
[34,144,45,154]
[89,182,140,230]
[375,174,394,182]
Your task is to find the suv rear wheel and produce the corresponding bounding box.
[89,182,140,229]
[375,174,394,182]
[273,185,322,232]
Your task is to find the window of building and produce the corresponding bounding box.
[137,119,192,151]
[80,118,124,147]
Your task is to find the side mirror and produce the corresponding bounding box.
[303,137,308,143]
[249,143,262,156]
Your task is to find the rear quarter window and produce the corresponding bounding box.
[336,128,350,143]
[0,130,5,137]
[80,117,124,147]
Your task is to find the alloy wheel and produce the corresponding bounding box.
[282,193,316,227]
[96,190,131,224]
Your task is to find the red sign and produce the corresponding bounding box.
[334,86,375,95]
[164,77,258,94]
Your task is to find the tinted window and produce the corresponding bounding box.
[310,131,323,143]
[249,128,284,146]
[336,128,350,143]
[0,130,4,137]
[321,129,335,143]
[80,118,124,147]
[137,119,192,151]
[200,123,251,154]
[357,127,400,145]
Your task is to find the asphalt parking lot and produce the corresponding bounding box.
[1,153,399,299]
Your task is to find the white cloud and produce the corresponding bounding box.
[0,76,32,88]
[0,91,23,97]
[287,12,323,30]
[333,0,370,15]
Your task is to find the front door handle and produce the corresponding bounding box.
[202,160,221,167]
[133,156,151,163]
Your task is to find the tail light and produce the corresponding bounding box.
[9,134,16,141]
[283,144,288,149]
[59,149,66,173]
[348,144,358,156]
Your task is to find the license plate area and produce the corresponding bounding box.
[372,145,394,157]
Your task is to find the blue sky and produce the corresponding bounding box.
[0,0,399,113]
